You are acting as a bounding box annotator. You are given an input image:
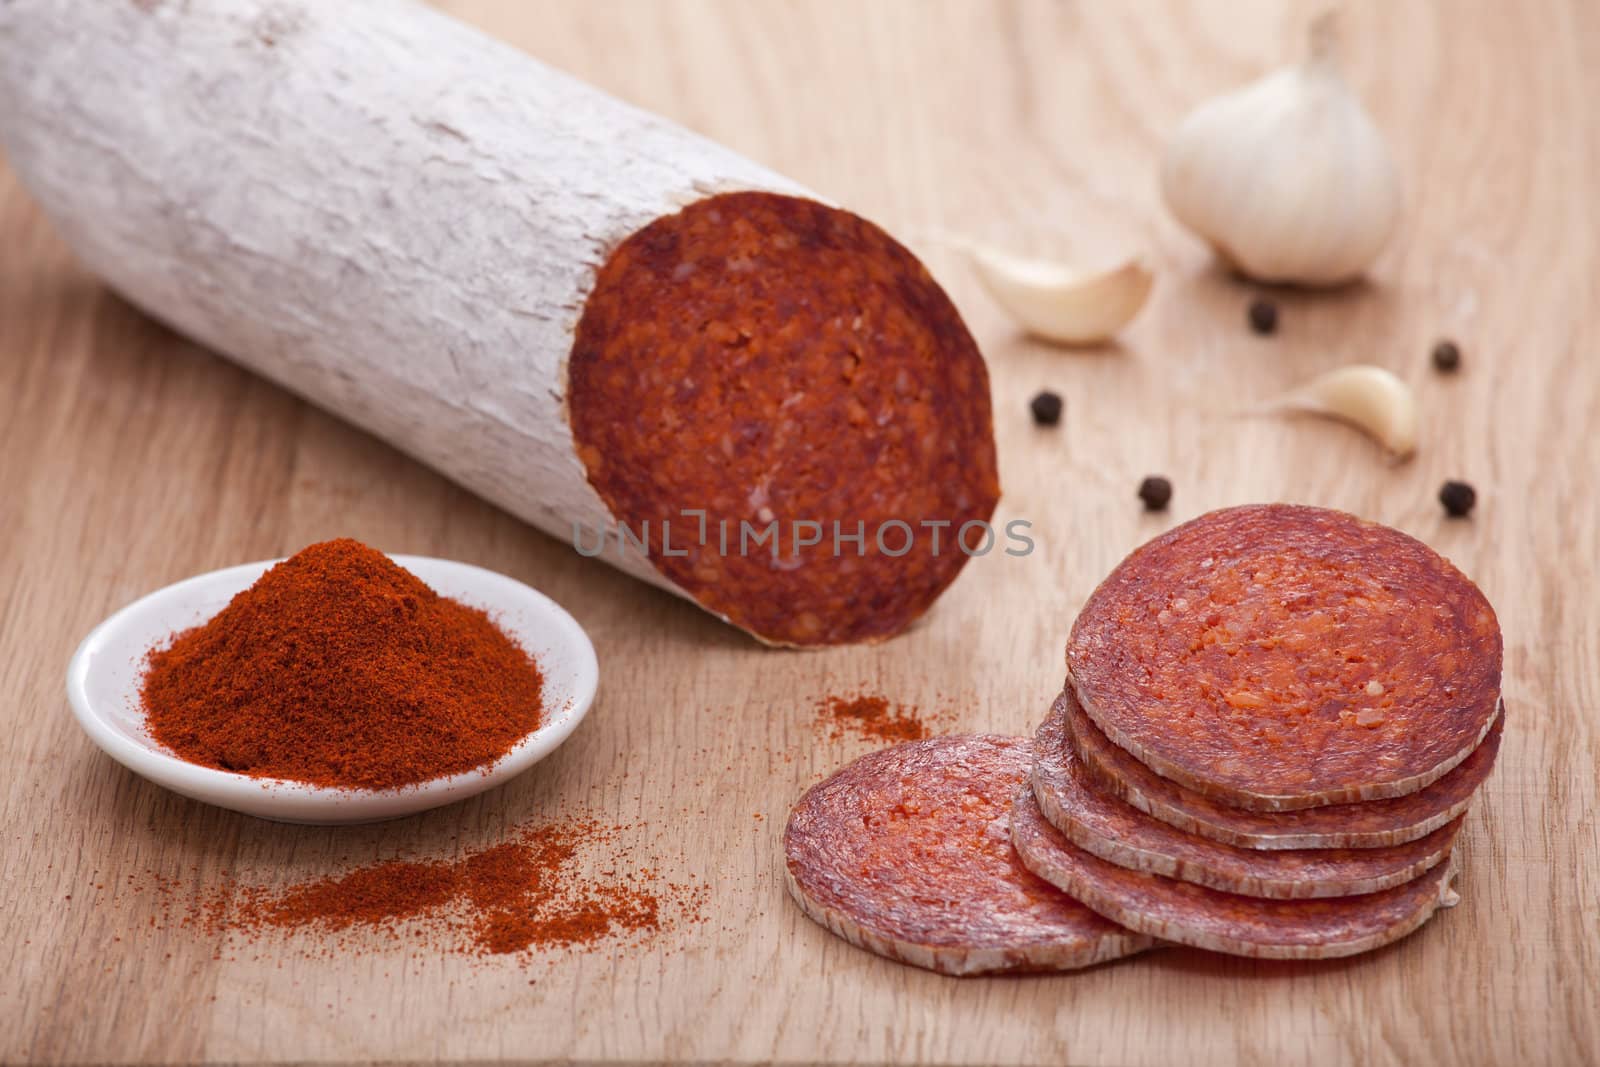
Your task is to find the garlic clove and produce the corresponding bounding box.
[1264,364,1417,459]
[1438,866,1461,909]
[1160,14,1400,287]
[968,246,1153,345]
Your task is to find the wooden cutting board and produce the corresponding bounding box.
[2,1,1595,1063]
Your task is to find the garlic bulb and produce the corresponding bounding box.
[968,247,1152,345]
[1264,364,1417,459]
[1161,15,1400,286]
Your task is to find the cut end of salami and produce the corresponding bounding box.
[1011,786,1461,960]
[1063,687,1505,850]
[783,735,1152,976]
[1031,696,1463,899]
[1066,504,1503,808]
[569,191,1000,647]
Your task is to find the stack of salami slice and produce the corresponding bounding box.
[1014,504,1503,958]
[785,504,1504,974]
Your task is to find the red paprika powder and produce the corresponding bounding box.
[140,538,544,789]
[814,692,930,743]
[157,820,695,958]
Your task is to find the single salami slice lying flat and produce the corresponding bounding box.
[1031,696,1463,898]
[1064,687,1504,849]
[1011,788,1460,959]
[784,735,1152,975]
[1067,504,1503,810]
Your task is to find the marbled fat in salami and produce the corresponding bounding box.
[570,192,1000,647]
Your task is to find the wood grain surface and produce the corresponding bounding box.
[3,1,1597,1064]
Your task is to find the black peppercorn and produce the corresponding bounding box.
[1030,390,1063,427]
[1438,480,1476,517]
[1137,476,1172,512]
[1432,339,1462,373]
[1248,298,1278,335]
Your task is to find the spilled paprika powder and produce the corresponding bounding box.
[140,538,544,789]
[814,692,931,743]
[144,819,705,959]
[226,823,669,955]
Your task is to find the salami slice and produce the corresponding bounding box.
[1067,504,1502,809]
[1064,686,1504,849]
[1031,696,1463,898]
[783,735,1152,975]
[1011,787,1460,959]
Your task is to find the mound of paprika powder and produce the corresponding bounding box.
[140,539,544,789]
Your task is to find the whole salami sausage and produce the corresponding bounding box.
[1011,787,1461,960]
[1063,687,1504,850]
[784,735,1152,976]
[1031,695,1462,898]
[0,1,999,649]
[1067,504,1502,809]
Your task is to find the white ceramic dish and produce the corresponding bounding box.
[65,555,598,824]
